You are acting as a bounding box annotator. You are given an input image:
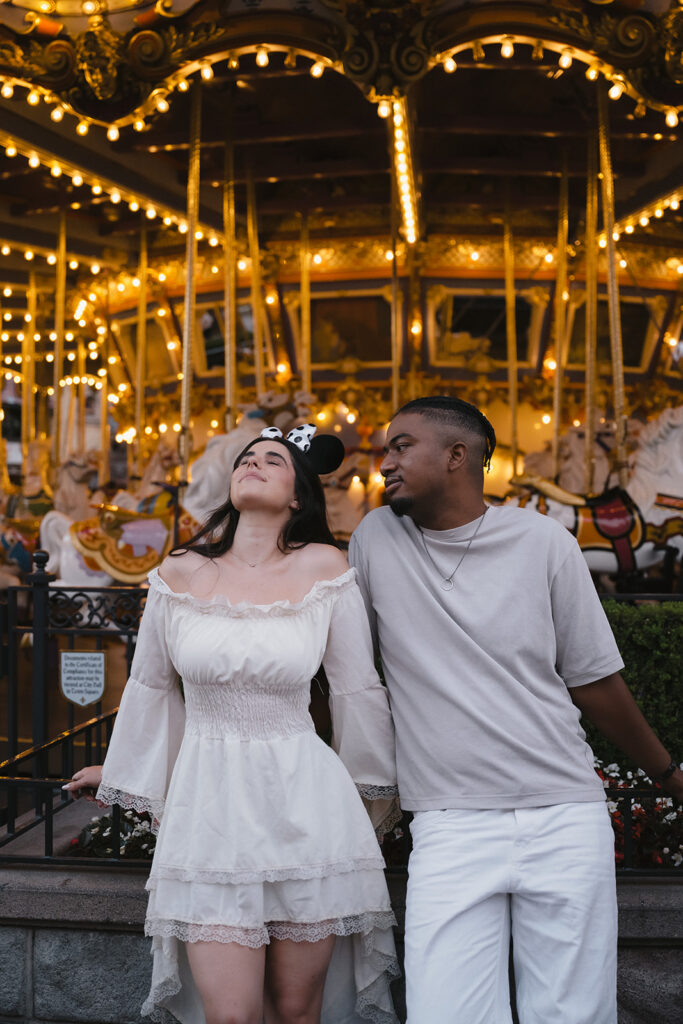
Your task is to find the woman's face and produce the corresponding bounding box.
[229,441,298,514]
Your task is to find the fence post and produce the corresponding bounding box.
[27,550,55,753]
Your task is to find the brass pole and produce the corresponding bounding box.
[134,227,148,473]
[246,168,266,394]
[551,160,569,480]
[0,298,3,471]
[179,83,202,487]
[99,279,110,487]
[299,213,311,394]
[52,210,66,464]
[223,138,237,428]
[584,132,599,494]
[77,338,86,451]
[26,271,37,446]
[597,86,629,489]
[503,213,519,476]
[390,156,400,413]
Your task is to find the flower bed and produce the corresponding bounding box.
[595,758,682,869]
[68,810,156,860]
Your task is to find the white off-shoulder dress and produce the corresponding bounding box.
[97,566,400,1024]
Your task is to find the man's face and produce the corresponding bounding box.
[380,413,451,516]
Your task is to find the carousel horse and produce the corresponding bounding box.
[38,451,113,586]
[0,439,54,575]
[110,439,180,511]
[509,406,683,578]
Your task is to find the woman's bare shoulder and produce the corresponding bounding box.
[158,549,210,592]
[295,543,349,581]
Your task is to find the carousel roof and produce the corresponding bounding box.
[0,0,680,435]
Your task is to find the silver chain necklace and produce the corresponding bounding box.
[418,508,488,591]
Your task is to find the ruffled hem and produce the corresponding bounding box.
[148,856,386,885]
[145,910,397,947]
[148,565,357,618]
[95,785,164,833]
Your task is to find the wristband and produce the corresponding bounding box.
[653,760,678,782]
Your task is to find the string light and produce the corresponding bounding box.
[92,183,102,195]
[76,121,89,136]
[200,63,214,82]
[107,126,120,142]
[5,144,16,158]
[256,47,269,68]
[585,65,599,82]
[558,49,573,70]
[310,62,324,78]
[72,173,83,187]
[608,81,624,101]
[50,106,65,123]
[27,90,40,106]
[156,96,169,114]
[51,164,62,177]
[665,109,679,129]
[134,119,145,132]
[28,154,40,169]
[177,79,189,93]
[500,37,514,59]
[443,56,457,73]
[1,83,14,100]
[377,99,392,119]
[110,190,121,204]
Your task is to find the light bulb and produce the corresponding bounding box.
[134,119,145,132]
[110,190,121,204]
[72,173,83,187]
[608,82,623,101]
[91,263,100,274]
[558,49,573,70]
[665,109,679,129]
[5,144,16,158]
[238,258,247,271]
[155,96,169,113]
[177,79,189,93]
[28,154,40,169]
[51,106,65,123]
[129,200,140,212]
[1,83,14,99]
[76,121,89,136]
[107,126,119,142]
[443,56,457,73]
[146,206,157,219]
[69,259,78,269]
[669,198,679,211]
[27,90,40,106]
[200,63,214,81]
[377,99,391,119]
[471,250,480,261]
[255,47,269,68]
[24,250,34,260]
[585,66,599,82]
[51,164,62,177]
[655,207,663,218]
[625,224,634,234]
[639,215,649,227]
[92,183,102,195]
[310,62,324,79]
[500,37,514,59]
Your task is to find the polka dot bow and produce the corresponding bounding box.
[260,423,317,453]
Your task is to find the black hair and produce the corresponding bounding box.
[396,395,496,471]
[170,436,337,559]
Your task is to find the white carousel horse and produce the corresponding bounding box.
[111,440,180,511]
[39,450,113,586]
[509,406,683,576]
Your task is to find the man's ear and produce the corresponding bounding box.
[447,441,468,472]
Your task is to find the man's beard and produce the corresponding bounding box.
[388,494,414,517]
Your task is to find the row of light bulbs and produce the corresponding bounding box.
[1,139,221,251]
[0,48,330,139]
[431,37,680,128]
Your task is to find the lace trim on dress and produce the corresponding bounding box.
[374,802,404,840]
[147,565,357,619]
[145,910,397,948]
[148,855,386,886]
[95,785,164,834]
[357,783,399,800]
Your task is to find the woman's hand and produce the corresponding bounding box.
[62,765,106,806]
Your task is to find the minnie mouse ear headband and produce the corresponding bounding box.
[260,424,345,475]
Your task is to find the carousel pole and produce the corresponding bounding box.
[390,160,400,412]
[99,278,111,487]
[551,159,569,480]
[179,82,202,490]
[503,205,519,476]
[27,272,37,445]
[223,137,237,428]
[299,213,311,395]
[584,132,599,494]
[246,168,266,394]
[52,209,66,465]
[134,227,148,473]
[77,339,86,451]
[597,86,629,488]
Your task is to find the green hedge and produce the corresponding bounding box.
[584,601,683,770]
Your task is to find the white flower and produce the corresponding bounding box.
[607,801,619,813]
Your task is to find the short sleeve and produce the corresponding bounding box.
[551,540,624,687]
[97,583,185,825]
[323,576,400,837]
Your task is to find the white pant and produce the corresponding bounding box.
[405,802,617,1024]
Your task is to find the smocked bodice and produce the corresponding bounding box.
[147,567,353,741]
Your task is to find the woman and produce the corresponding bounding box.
[65,425,400,1024]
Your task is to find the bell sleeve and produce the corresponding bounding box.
[322,573,401,837]
[96,583,185,827]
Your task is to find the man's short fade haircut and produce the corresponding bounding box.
[396,395,496,471]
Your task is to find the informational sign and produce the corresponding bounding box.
[60,651,106,707]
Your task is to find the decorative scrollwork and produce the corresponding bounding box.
[128,28,168,72]
[394,38,427,81]
[663,5,683,86]
[612,15,656,63]
[48,587,146,631]
[41,38,76,79]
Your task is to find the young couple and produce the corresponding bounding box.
[67,396,683,1024]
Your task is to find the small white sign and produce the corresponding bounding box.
[60,651,106,706]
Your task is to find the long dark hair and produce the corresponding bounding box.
[170,436,338,559]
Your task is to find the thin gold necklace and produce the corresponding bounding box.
[418,508,488,591]
[228,548,284,569]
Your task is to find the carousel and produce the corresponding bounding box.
[0,0,681,592]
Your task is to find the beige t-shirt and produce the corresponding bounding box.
[349,504,624,810]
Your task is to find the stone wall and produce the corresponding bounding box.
[0,866,681,1023]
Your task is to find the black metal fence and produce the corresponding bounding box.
[0,552,680,872]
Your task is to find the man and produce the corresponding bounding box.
[348,395,682,1024]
